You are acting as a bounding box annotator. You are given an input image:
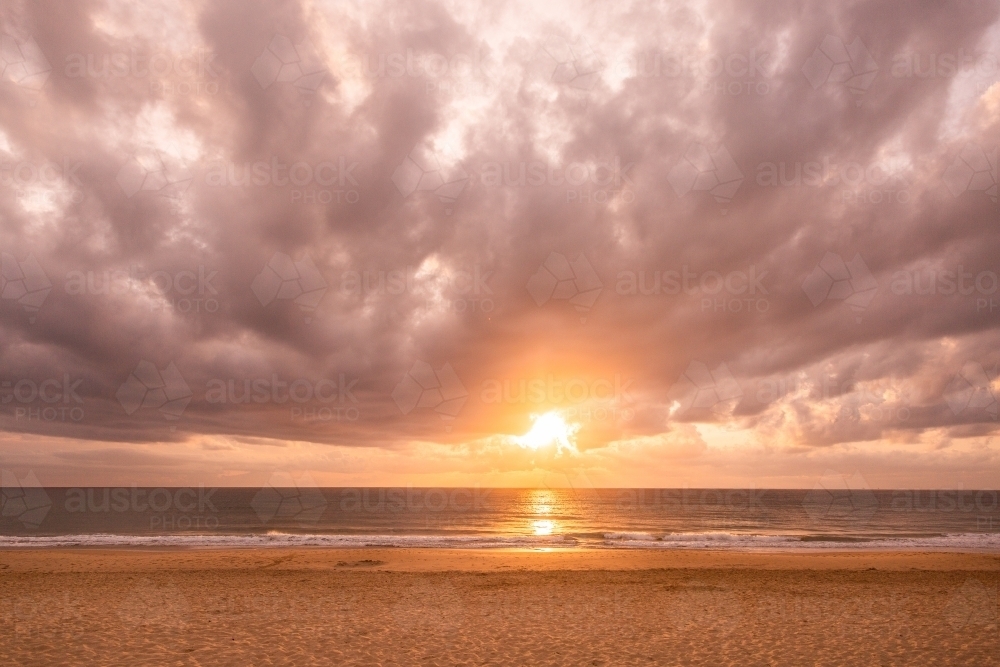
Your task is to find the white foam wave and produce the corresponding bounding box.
[0,533,579,549]
[604,532,1000,551]
[603,532,658,541]
[1,531,999,551]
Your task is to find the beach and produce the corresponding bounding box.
[2,549,998,666]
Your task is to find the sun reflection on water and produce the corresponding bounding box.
[530,490,558,535]
[532,519,555,535]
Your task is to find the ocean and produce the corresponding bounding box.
[2,487,1000,550]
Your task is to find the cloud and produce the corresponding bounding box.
[1,0,999,485]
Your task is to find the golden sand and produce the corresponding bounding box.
[2,549,998,665]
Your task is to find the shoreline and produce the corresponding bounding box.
[3,543,1000,553]
[3,547,999,572]
[3,530,999,552]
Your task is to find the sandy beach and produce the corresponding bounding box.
[1,549,998,666]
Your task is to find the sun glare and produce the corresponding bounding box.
[532,519,555,535]
[516,412,580,453]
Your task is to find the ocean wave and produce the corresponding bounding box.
[604,531,1000,551]
[0,533,580,549]
[603,532,658,541]
[1,531,999,551]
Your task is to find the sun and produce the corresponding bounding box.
[516,411,580,453]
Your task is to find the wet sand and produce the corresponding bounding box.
[1,549,998,665]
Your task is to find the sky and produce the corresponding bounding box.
[1,0,999,488]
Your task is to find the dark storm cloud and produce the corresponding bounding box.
[1,0,999,454]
